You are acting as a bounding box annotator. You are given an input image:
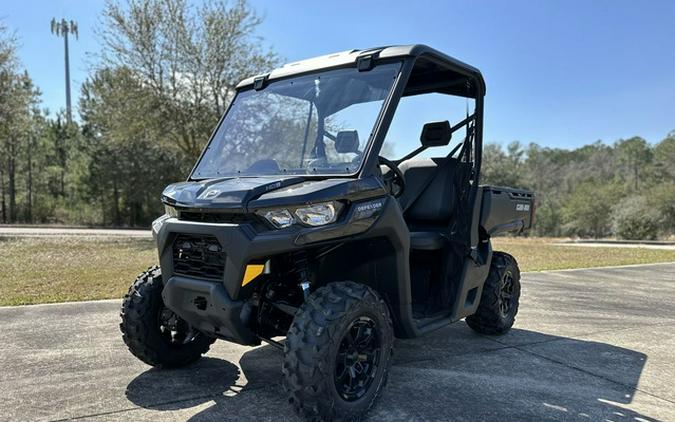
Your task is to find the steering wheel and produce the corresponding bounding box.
[378,156,406,198]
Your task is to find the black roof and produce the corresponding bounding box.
[237,44,485,97]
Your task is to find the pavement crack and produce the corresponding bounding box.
[392,343,511,367]
[511,345,675,407]
[481,320,675,350]
[393,344,514,367]
[47,384,271,422]
[480,332,675,407]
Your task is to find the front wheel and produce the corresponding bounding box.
[283,282,394,421]
[120,266,215,368]
[466,252,521,335]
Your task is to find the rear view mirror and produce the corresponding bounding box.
[420,121,451,147]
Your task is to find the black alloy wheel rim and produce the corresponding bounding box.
[499,271,515,317]
[158,306,197,346]
[334,316,381,402]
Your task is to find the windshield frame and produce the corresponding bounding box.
[188,60,405,181]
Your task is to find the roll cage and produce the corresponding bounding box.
[192,44,485,185]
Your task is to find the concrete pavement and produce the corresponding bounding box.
[1,264,674,421]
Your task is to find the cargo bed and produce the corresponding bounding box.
[479,186,535,235]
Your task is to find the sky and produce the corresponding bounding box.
[2,0,675,149]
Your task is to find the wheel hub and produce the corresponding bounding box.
[158,306,197,346]
[334,316,381,402]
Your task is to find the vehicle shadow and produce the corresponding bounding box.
[124,357,242,410]
[124,326,662,421]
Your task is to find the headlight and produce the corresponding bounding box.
[263,209,295,228]
[164,205,179,217]
[258,202,340,229]
[295,202,337,226]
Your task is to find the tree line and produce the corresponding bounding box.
[1,1,673,239]
[0,0,277,227]
[481,136,675,239]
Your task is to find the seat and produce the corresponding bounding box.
[398,158,465,250]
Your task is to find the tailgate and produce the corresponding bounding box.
[479,186,535,235]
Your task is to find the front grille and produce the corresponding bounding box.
[179,211,254,224]
[172,234,225,280]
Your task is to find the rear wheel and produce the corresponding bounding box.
[120,266,215,368]
[466,252,521,335]
[283,282,394,421]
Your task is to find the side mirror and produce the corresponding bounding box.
[420,121,451,147]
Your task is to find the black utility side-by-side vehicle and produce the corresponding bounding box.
[120,45,535,421]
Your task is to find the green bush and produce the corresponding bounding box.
[612,196,660,240]
[647,182,675,236]
[562,180,621,238]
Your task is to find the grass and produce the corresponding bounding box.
[1,236,674,306]
[492,237,675,271]
[1,237,156,306]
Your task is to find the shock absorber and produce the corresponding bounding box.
[290,250,311,298]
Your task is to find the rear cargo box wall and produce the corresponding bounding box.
[480,187,534,235]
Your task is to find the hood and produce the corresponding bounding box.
[161,175,387,213]
[161,176,306,211]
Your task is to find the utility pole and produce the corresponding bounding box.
[50,18,78,123]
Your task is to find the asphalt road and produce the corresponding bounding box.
[0,226,150,238]
[2,263,674,421]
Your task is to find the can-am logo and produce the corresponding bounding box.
[516,203,530,212]
[202,189,220,199]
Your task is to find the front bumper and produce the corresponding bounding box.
[161,275,259,345]
[155,218,299,345]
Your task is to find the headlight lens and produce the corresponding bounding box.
[164,205,179,218]
[294,202,337,226]
[263,209,295,228]
[259,202,340,229]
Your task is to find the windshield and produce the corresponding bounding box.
[192,62,401,179]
